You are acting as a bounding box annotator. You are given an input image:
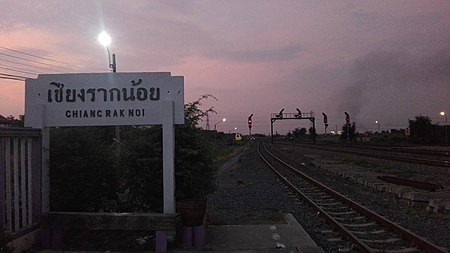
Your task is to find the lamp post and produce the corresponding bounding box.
[214,118,226,131]
[98,32,120,162]
[440,112,447,145]
[98,31,117,72]
[214,118,226,139]
[375,121,380,133]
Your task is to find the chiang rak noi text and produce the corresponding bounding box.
[65,108,145,118]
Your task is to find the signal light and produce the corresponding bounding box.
[345,112,350,124]
[296,108,302,118]
[322,112,328,124]
[248,114,253,128]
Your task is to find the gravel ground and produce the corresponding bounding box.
[207,145,300,225]
[206,142,450,253]
[207,143,350,252]
[270,143,450,250]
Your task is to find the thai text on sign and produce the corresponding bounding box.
[25,72,184,128]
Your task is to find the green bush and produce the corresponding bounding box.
[49,95,217,212]
[174,126,215,201]
[50,127,117,211]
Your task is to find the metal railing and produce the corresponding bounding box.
[0,128,41,236]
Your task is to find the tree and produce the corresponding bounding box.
[50,127,117,211]
[184,94,217,128]
[287,131,293,139]
[118,94,217,211]
[408,116,440,144]
[1,115,24,127]
[340,122,356,142]
[293,127,307,137]
[308,127,316,136]
[49,95,219,212]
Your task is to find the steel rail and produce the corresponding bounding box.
[258,142,448,253]
[320,143,450,157]
[338,148,450,167]
[257,142,376,253]
[390,147,450,157]
[280,142,450,168]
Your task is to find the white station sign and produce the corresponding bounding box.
[25,72,184,128]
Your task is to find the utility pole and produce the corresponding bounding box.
[345,112,350,142]
[441,112,447,145]
[206,112,210,130]
[98,31,120,161]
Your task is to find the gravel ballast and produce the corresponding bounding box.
[206,142,450,252]
[207,144,349,252]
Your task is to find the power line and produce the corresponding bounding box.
[0,45,109,81]
[0,57,67,73]
[0,45,107,72]
[0,51,73,71]
[0,72,29,78]
[0,63,41,75]
[0,65,38,76]
[0,76,25,81]
[0,72,29,81]
[0,45,75,66]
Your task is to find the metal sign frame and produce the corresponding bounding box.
[270,111,316,144]
[24,72,184,215]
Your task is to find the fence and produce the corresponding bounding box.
[0,127,42,237]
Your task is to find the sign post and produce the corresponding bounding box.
[162,101,175,213]
[25,72,184,216]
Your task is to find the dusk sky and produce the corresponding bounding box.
[1,1,449,135]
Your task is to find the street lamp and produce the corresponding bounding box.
[98,31,117,72]
[440,112,447,145]
[375,121,380,133]
[98,32,120,162]
[214,118,226,131]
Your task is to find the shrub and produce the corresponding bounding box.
[49,127,118,211]
[49,95,217,212]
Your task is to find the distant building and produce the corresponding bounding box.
[0,114,22,128]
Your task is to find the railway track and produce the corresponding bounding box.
[275,142,450,168]
[257,141,448,253]
[321,143,450,157]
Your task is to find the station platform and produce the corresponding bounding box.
[36,214,324,253]
[173,214,324,253]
